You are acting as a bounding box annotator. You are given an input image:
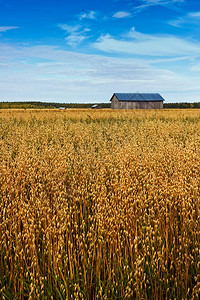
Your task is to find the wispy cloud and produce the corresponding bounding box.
[94,27,200,57]
[190,61,200,72]
[169,11,200,27]
[188,12,200,18]
[0,26,19,32]
[112,11,131,18]
[0,42,200,102]
[58,24,80,33]
[79,11,96,20]
[134,0,184,12]
[139,0,184,6]
[58,24,90,46]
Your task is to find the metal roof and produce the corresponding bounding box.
[113,93,164,102]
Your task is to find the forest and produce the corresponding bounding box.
[0,101,200,109]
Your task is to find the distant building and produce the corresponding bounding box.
[58,107,66,110]
[110,93,164,109]
[91,104,102,109]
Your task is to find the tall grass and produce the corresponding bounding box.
[0,109,200,299]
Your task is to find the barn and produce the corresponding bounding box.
[110,93,164,109]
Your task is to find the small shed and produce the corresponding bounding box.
[91,104,102,109]
[110,93,164,109]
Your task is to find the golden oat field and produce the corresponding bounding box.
[0,109,200,300]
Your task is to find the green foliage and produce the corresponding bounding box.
[164,102,200,109]
[1,101,200,109]
[0,101,111,109]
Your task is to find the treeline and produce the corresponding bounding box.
[0,102,111,109]
[164,102,200,109]
[0,101,200,109]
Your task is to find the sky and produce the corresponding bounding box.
[0,0,200,103]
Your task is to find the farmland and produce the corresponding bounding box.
[0,109,200,299]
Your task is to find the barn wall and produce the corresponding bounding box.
[111,97,163,109]
[111,95,119,109]
[133,101,163,109]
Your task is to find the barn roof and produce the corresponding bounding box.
[112,93,164,102]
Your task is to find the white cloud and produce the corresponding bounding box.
[94,27,200,57]
[168,18,183,27]
[169,11,200,27]
[0,26,19,32]
[0,42,200,102]
[112,11,131,18]
[139,0,184,6]
[134,0,184,12]
[188,11,200,18]
[79,11,96,20]
[58,24,90,46]
[65,34,88,47]
[190,62,200,71]
[58,24,80,33]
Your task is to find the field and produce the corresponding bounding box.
[0,109,200,299]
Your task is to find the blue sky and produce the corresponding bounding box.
[0,0,200,102]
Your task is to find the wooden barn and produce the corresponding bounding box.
[110,93,164,109]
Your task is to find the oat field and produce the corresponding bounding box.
[0,109,200,300]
